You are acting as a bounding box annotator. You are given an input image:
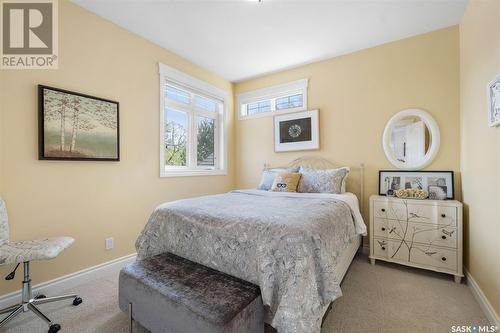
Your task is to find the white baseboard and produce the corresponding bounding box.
[465,268,500,327]
[0,253,137,309]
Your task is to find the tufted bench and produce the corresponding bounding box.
[119,253,264,333]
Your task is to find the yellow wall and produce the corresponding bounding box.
[0,1,234,295]
[3,1,496,316]
[460,0,500,316]
[234,27,461,225]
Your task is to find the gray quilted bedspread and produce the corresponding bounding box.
[136,190,362,333]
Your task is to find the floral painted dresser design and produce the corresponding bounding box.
[369,195,463,283]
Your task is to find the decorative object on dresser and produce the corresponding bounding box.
[487,74,500,127]
[382,109,440,170]
[38,85,120,161]
[428,185,447,200]
[369,195,463,283]
[394,188,428,199]
[274,110,319,152]
[379,170,454,200]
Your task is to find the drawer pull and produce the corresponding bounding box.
[381,227,386,231]
[441,213,446,218]
[381,208,386,212]
[441,235,446,240]
[441,257,447,261]
[381,246,386,251]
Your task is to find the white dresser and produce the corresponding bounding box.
[369,195,463,283]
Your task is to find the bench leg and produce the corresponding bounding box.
[128,302,133,333]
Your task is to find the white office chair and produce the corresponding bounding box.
[0,198,82,333]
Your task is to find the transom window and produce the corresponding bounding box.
[237,79,308,119]
[159,64,228,177]
[276,94,303,110]
[247,100,272,115]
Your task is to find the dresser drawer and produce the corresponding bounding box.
[373,200,457,226]
[373,238,390,258]
[373,218,457,248]
[410,244,457,272]
[373,238,457,272]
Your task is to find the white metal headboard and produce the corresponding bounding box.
[265,156,365,212]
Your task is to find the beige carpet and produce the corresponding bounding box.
[1,253,488,333]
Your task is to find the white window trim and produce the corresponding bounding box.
[159,63,229,177]
[237,78,308,120]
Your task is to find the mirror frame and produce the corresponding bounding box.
[382,109,440,170]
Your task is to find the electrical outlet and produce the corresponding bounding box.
[105,237,114,250]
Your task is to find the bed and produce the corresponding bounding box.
[135,157,367,333]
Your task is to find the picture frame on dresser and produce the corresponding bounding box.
[378,170,454,200]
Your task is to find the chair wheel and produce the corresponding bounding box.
[35,294,47,299]
[48,324,61,333]
[73,297,83,306]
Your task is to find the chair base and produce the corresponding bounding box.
[0,262,82,332]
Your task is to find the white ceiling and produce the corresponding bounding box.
[73,0,467,82]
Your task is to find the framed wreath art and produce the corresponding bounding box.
[274,110,319,152]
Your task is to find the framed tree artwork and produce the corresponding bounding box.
[274,109,319,152]
[38,85,119,161]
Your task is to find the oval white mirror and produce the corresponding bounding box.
[382,109,440,170]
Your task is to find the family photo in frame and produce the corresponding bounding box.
[379,170,454,200]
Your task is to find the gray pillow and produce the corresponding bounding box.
[297,167,349,194]
[257,167,299,191]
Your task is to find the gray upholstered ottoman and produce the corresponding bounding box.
[119,253,264,333]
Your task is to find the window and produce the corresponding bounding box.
[237,79,308,119]
[276,94,303,110]
[247,100,272,115]
[160,63,228,177]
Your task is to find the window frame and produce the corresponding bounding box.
[237,79,308,120]
[159,63,229,177]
